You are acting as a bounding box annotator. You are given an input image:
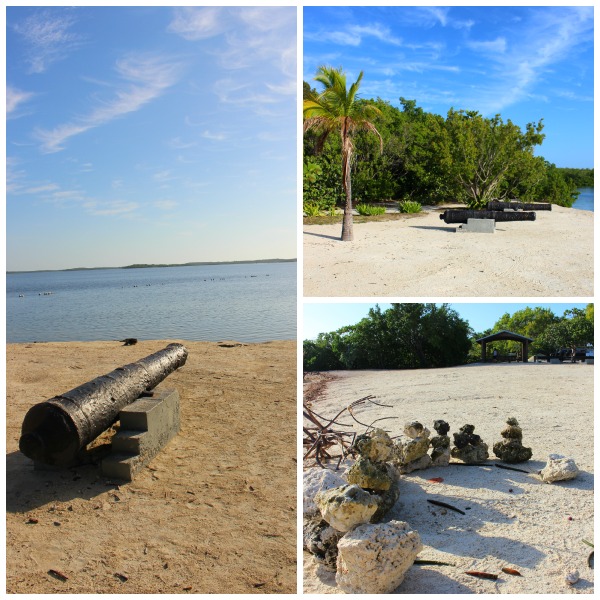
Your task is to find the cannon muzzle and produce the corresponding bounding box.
[19,343,188,466]
[439,210,536,224]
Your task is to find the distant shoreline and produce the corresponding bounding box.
[7,257,296,275]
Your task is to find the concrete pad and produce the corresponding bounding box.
[456,218,496,233]
[102,388,180,481]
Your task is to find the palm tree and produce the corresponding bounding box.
[304,66,382,241]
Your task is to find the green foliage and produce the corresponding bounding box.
[398,200,422,213]
[472,305,594,360]
[303,303,472,371]
[355,203,385,216]
[303,88,578,209]
[303,202,323,217]
[557,167,594,188]
[303,66,383,241]
[535,307,594,355]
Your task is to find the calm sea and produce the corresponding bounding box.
[573,187,594,211]
[7,261,296,343]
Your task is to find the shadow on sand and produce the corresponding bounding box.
[6,450,118,513]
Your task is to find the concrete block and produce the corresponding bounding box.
[549,358,562,364]
[456,218,495,233]
[102,388,180,481]
[586,358,594,365]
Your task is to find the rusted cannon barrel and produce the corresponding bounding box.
[439,210,536,224]
[487,201,552,211]
[19,343,188,466]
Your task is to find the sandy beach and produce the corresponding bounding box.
[7,340,297,594]
[303,362,594,594]
[303,205,593,297]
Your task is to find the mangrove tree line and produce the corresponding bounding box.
[304,79,588,212]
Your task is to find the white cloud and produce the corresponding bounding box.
[202,130,227,141]
[35,54,182,153]
[154,200,178,210]
[467,7,593,115]
[170,6,295,110]
[467,37,507,55]
[13,10,81,73]
[167,7,228,40]
[6,85,34,116]
[86,201,139,217]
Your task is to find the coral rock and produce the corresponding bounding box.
[353,428,394,463]
[494,418,532,463]
[315,484,379,532]
[540,454,579,483]
[398,453,432,474]
[346,456,392,491]
[303,467,347,516]
[370,466,401,522]
[451,424,489,463]
[303,514,344,570]
[433,419,450,436]
[404,421,430,439]
[336,520,422,594]
[493,439,532,463]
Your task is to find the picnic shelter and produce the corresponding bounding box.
[476,330,534,363]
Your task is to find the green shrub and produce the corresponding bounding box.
[398,200,422,213]
[355,203,386,216]
[303,202,322,217]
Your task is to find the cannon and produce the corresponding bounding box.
[487,201,552,211]
[19,343,188,466]
[439,210,536,224]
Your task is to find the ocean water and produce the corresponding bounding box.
[573,187,594,211]
[7,262,296,343]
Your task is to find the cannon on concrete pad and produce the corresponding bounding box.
[487,201,552,211]
[19,343,188,467]
[439,209,536,224]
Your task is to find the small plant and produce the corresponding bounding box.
[303,202,322,217]
[398,200,422,214]
[355,203,386,216]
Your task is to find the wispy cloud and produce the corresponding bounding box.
[202,130,227,141]
[466,7,593,114]
[6,85,35,117]
[169,7,296,107]
[35,54,183,153]
[167,7,228,40]
[306,22,402,47]
[86,201,139,217]
[12,10,81,73]
[467,37,507,55]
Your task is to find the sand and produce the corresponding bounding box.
[303,205,593,297]
[303,362,594,594]
[6,340,297,594]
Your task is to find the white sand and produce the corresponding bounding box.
[303,363,594,594]
[303,205,593,297]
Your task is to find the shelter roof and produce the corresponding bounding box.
[475,330,534,344]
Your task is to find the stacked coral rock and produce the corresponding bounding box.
[303,428,422,594]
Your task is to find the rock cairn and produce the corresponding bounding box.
[493,417,533,463]
[303,428,421,593]
[429,419,451,467]
[393,421,432,474]
[451,423,489,463]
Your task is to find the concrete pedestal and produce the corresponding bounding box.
[102,388,180,481]
[456,218,495,233]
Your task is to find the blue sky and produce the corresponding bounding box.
[303,303,590,340]
[6,7,296,271]
[304,6,593,168]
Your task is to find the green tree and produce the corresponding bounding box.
[304,66,383,241]
[440,109,545,208]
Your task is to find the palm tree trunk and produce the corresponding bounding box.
[340,125,354,241]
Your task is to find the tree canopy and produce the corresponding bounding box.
[304,89,583,211]
[305,304,594,370]
[303,303,472,371]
